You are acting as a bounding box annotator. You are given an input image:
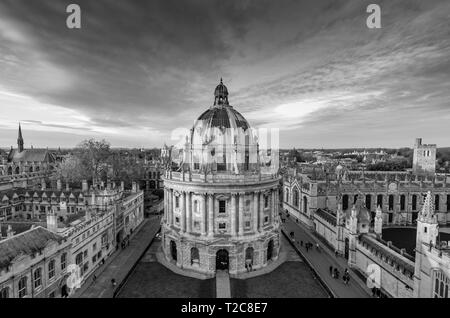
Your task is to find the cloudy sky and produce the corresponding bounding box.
[0,0,449,149]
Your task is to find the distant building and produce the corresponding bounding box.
[413,138,436,174]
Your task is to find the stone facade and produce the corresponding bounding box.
[162,80,280,277]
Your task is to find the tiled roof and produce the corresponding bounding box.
[8,149,55,163]
[0,226,65,270]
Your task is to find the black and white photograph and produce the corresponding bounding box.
[0,0,449,306]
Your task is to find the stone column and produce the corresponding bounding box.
[259,192,265,230]
[163,189,168,223]
[201,193,207,235]
[238,192,245,236]
[208,193,214,237]
[186,192,192,233]
[180,192,186,233]
[168,189,173,226]
[253,192,259,233]
[231,193,237,236]
[271,190,275,224]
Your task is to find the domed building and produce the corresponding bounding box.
[161,79,281,277]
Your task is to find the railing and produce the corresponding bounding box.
[165,171,279,183]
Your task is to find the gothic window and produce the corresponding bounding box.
[400,195,406,211]
[218,223,226,229]
[433,270,450,298]
[388,195,394,211]
[435,195,440,211]
[285,189,290,203]
[343,195,349,210]
[303,196,308,214]
[365,195,371,210]
[354,195,358,204]
[447,195,450,212]
[377,194,383,208]
[293,189,299,207]
[412,195,418,211]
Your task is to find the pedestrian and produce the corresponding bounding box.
[249,262,253,271]
[92,274,97,284]
[111,278,116,287]
[372,287,377,297]
[346,273,350,285]
[335,250,338,258]
[300,240,303,247]
[316,243,320,251]
[329,266,333,276]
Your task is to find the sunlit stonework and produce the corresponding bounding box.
[162,79,281,277]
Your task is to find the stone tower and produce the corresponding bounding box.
[413,191,439,297]
[347,204,359,267]
[412,138,436,174]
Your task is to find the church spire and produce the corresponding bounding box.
[17,122,24,153]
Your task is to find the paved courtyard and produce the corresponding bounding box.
[117,240,215,298]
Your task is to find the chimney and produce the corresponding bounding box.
[121,181,125,191]
[65,183,70,191]
[56,179,62,191]
[41,179,46,191]
[132,181,137,193]
[82,180,88,192]
[46,206,58,233]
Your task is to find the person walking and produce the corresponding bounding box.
[92,274,97,284]
[329,266,333,276]
[334,268,339,280]
[111,278,117,288]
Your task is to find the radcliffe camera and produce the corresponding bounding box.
[0,0,449,309]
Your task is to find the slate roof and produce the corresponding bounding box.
[0,226,66,270]
[8,149,55,163]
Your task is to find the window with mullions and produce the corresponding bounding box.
[18,277,27,298]
[433,270,449,298]
[48,259,55,279]
[219,200,226,213]
[33,268,42,288]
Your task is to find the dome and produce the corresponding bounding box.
[185,79,259,174]
[197,105,250,131]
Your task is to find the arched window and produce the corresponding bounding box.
[7,166,12,175]
[342,194,349,210]
[400,195,406,211]
[377,194,383,208]
[293,189,299,207]
[433,270,450,298]
[365,195,371,210]
[245,247,254,262]
[388,195,394,211]
[15,166,20,175]
[0,286,9,298]
[303,196,308,214]
[33,268,42,288]
[190,247,199,265]
[18,277,27,298]
[412,194,418,211]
